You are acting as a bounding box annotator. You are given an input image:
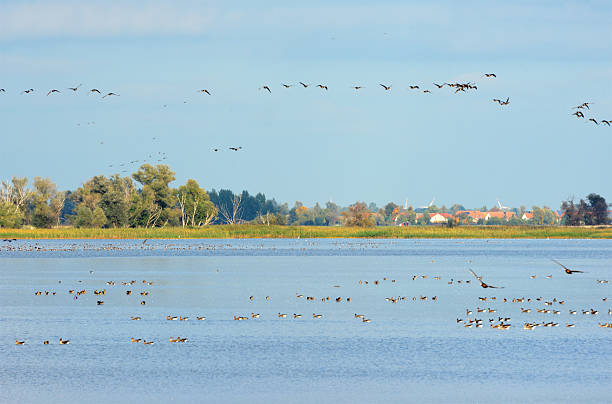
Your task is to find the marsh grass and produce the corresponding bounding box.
[0,225,610,239]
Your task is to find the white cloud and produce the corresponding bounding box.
[0,1,216,39]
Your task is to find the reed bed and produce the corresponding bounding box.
[0,225,610,239]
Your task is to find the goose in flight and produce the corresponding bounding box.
[47,89,60,96]
[68,84,82,92]
[409,85,420,90]
[299,82,309,88]
[229,147,242,151]
[103,92,119,98]
[23,88,35,94]
[281,83,292,88]
[601,120,610,126]
[199,89,211,95]
[588,118,599,125]
[261,86,271,93]
[352,86,363,90]
[573,102,591,110]
[317,84,328,90]
[483,73,497,78]
[380,84,391,90]
[551,259,584,274]
[0,88,5,92]
[90,88,101,94]
[469,269,504,289]
[572,111,584,118]
[433,83,444,88]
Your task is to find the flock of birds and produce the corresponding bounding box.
[12,249,611,345]
[571,102,611,127]
[457,259,612,330]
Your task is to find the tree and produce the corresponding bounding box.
[342,202,375,227]
[132,165,176,226]
[531,206,556,225]
[587,193,608,225]
[175,179,217,226]
[31,177,63,227]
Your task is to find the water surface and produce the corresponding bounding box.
[1,239,611,403]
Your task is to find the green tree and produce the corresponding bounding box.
[587,193,608,225]
[132,164,176,227]
[176,179,217,226]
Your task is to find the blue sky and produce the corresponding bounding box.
[0,0,610,209]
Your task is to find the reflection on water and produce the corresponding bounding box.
[0,239,610,403]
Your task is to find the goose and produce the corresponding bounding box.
[131,316,141,320]
[199,89,211,95]
[379,84,391,90]
[196,316,206,320]
[551,259,584,274]
[59,338,70,345]
[312,313,322,319]
[15,340,25,345]
[47,89,60,96]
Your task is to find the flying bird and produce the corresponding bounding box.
[352,86,363,90]
[299,82,309,88]
[483,73,497,78]
[90,89,101,94]
[23,89,34,94]
[47,89,60,96]
[409,85,420,90]
[103,92,119,98]
[469,269,504,289]
[281,83,292,88]
[380,84,391,90]
[261,86,271,93]
[572,111,585,118]
[317,84,328,90]
[229,147,242,151]
[601,120,610,126]
[68,84,82,92]
[199,89,211,95]
[551,259,584,274]
[588,118,599,125]
[0,88,5,92]
[573,102,591,110]
[433,83,444,88]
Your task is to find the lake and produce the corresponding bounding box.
[1,238,611,403]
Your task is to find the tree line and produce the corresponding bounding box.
[0,164,609,228]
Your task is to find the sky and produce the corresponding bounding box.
[0,0,610,210]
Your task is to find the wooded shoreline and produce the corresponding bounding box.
[1,225,610,239]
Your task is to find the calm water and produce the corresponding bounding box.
[1,239,611,404]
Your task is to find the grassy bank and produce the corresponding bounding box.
[0,225,610,239]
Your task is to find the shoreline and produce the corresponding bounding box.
[1,225,610,239]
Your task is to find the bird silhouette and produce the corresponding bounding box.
[103,92,119,98]
[68,84,82,92]
[23,89,34,94]
[601,120,610,126]
[409,85,420,90]
[352,86,363,90]
[469,269,503,288]
[47,89,60,96]
[261,86,271,93]
[572,111,585,118]
[483,73,497,78]
[317,84,328,90]
[380,84,391,90]
[433,83,444,88]
[199,89,211,95]
[229,147,242,151]
[0,88,5,92]
[551,259,584,274]
[281,83,292,88]
[299,82,309,88]
[588,118,599,125]
[90,89,101,94]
